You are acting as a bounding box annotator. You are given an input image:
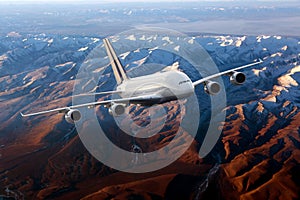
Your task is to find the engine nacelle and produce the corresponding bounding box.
[230,71,246,85]
[204,81,221,95]
[65,109,81,124]
[109,103,126,116]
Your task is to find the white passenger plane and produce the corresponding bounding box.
[21,38,262,124]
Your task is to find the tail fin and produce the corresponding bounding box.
[103,38,128,85]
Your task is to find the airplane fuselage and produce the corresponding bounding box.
[117,70,194,105]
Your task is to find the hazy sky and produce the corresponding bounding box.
[0,0,297,2]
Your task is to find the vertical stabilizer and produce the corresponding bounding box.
[103,38,128,85]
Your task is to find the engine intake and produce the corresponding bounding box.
[65,109,81,124]
[230,72,246,85]
[204,81,221,95]
[109,103,126,116]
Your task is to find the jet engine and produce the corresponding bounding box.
[65,109,81,124]
[204,81,221,95]
[109,103,126,116]
[230,71,246,85]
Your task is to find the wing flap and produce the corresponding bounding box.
[72,90,123,97]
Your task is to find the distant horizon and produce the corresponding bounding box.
[0,0,299,7]
[0,0,298,3]
[0,0,299,36]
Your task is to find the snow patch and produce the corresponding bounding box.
[278,75,298,87]
[163,62,179,71]
[133,57,147,66]
[257,35,271,43]
[174,45,180,52]
[257,102,264,113]
[281,45,288,51]
[271,52,283,58]
[23,80,34,87]
[78,47,89,52]
[289,65,300,75]
[235,40,243,47]
[277,65,300,87]
[0,55,7,61]
[262,85,287,102]
[217,36,234,46]
[162,36,173,44]
[139,35,146,40]
[55,62,74,68]
[120,52,130,60]
[99,9,109,14]
[220,39,233,46]
[0,55,7,66]
[252,67,267,76]
[283,101,291,108]
[149,46,159,51]
[47,38,54,46]
[49,82,57,87]
[235,36,246,47]
[188,38,194,44]
[30,86,41,94]
[126,35,136,41]
[92,38,100,43]
[111,37,120,43]
[6,32,21,38]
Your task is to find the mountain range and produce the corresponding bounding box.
[0,33,300,199]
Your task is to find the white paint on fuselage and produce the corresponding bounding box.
[117,70,194,101]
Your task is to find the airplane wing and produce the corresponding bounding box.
[20,94,162,117]
[192,59,263,86]
[21,59,262,118]
[21,107,70,117]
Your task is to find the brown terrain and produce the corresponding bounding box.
[0,34,300,199]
